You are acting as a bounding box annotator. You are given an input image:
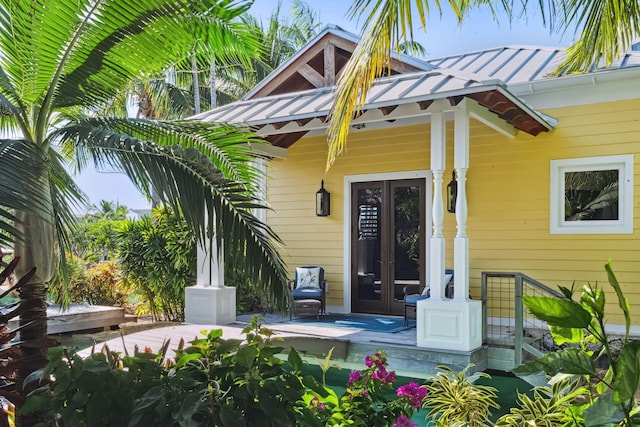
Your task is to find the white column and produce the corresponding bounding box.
[454,105,470,302]
[185,216,236,325]
[429,112,446,300]
[417,100,482,352]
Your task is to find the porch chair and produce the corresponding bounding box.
[403,269,454,326]
[289,266,327,319]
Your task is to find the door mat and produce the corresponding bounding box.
[290,314,415,333]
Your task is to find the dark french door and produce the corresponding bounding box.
[351,179,426,315]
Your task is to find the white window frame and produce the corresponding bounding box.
[550,154,634,234]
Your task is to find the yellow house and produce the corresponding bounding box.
[193,26,640,356]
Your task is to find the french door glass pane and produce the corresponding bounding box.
[356,187,382,301]
[392,185,421,303]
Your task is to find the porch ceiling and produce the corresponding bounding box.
[192,68,555,149]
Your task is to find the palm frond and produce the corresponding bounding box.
[0,140,51,246]
[51,119,289,308]
[553,0,640,74]
[327,0,506,167]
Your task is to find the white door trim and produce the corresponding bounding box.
[339,170,432,314]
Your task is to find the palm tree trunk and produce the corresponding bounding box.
[210,57,216,109]
[192,56,200,115]
[13,172,55,427]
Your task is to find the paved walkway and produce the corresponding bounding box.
[77,313,424,375]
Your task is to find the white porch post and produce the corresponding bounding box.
[185,216,236,325]
[428,112,447,300]
[417,100,482,351]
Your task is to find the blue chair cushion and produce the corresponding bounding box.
[292,287,323,299]
[404,294,428,305]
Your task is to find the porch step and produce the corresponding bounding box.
[346,342,488,378]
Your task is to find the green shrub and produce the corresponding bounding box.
[117,207,195,321]
[508,261,640,426]
[22,317,428,427]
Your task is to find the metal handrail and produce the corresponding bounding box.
[481,271,564,366]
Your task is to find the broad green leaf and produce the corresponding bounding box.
[550,325,584,345]
[302,375,330,397]
[523,296,591,328]
[220,406,244,427]
[288,347,303,372]
[207,329,224,340]
[18,396,49,415]
[217,338,242,354]
[179,392,203,421]
[613,340,640,402]
[233,346,258,368]
[606,261,631,341]
[580,286,605,317]
[513,348,596,376]
[175,352,203,368]
[584,393,625,426]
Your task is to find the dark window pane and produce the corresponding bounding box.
[564,169,619,221]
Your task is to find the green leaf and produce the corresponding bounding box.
[302,375,330,397]
[233,346,258,368]
[549,325,584,345]
[584,393,625,426]
[220,406,244,427]
[523,296,591,328]
[175,352,203,368]
[606,261,631,341]
[513,348,596,376]
[287,348,303,372]
[18,396,49,415]
[207,329,224,340]
[613,340,640,403]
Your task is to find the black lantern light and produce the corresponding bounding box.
[447,171,457,213]
[316,180,331,216]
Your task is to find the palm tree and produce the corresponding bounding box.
[0,2,289,417]
[327,0,640,166]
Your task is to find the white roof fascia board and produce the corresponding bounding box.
[508,66,640,109]
[242,25,432,101]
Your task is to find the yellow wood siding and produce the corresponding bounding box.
[268,98,640,325]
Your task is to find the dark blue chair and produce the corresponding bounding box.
[403,269,454,326]
[289,266,327,318]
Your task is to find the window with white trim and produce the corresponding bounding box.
[550,155,634,234]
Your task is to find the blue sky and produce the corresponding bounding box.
[74,0,578,212]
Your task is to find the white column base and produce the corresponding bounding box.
[416,299,482,351]
[184,285,236,325]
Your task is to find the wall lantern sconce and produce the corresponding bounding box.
[447,171,457,213]
[316,180,331,216]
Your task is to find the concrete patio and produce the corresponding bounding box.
[78,313,487,378]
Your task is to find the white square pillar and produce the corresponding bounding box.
[416,299,482,351]
[185,285,236,325]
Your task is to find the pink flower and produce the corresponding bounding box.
[391,415,417,427]
[348,370,362,385]
[309,396,326,412]
[396,382,427,408]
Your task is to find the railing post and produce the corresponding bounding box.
[481,272,487,344]
[514,274,523,367]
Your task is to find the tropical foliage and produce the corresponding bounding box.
[509,261,640,426]
[22,318,428,427]
[0,2,292,373]
[117,207,195,322]
[422,364,499,427]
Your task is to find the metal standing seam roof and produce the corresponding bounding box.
[427,45,640,85]
[194,67,532,125]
